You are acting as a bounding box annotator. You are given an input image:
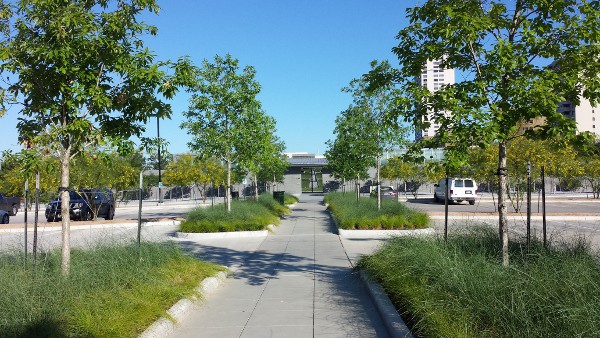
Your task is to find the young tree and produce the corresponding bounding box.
[0,0,185,274]
[325,106,377,201]
[344,60,409,209]
[163,154,225,203]
[237,110,287,199]
[181,54,262,212]
[386,0,600,266]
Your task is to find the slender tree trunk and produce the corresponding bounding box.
[254,173,259,200]
[226,160,231,212]
[377,156,381,210]
[498,140,509,266]
[356,176,360,201]
[60,148,71,276]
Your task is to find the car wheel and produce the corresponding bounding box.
[469,200,475,205]
[81,210,92,221]
[10,204,17,216]
[105,207,115,220]
[46,217,54,222]
[2,214,8,224]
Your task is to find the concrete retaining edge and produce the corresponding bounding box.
[0,220,182,233]
[174,229,269,240]
[138,270,228,338]
[338,228,435,239]
[359,271,413,338]
[429,215,600,221]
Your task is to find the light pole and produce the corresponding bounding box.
[157,116,163,203]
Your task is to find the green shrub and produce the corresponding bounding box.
[258,193,291,217]
[0,243,224,337]
[283,193,299,205]
[358,227,600,337]
[180,198,280,233]
[325,192,429,230]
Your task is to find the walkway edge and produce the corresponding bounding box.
[339,228,434,238]
[360,271,414,338]
[174,230,269,240]
[138,270,228,338]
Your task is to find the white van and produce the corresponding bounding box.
[434,178,478,205]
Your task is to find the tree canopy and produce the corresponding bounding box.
[382,0,600,265]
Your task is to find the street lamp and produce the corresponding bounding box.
[157,115,163,203]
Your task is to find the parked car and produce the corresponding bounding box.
[370,186,398,199]
[0,192,20,216]
[46,189,115,222]
[0,209,9,224]
[434,178,478,205]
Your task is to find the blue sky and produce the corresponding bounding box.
[0,1,413,155]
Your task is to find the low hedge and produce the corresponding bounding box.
[324,192,429,230]
[180,194,288,233]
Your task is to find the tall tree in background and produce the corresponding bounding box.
[344,60,408,209]
[238,110,287,199]
[0,0,185,275]
[182,54,262,212]
[325,106,378,201]
[386,0,600,266]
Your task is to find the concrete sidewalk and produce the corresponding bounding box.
[170,194,389,338]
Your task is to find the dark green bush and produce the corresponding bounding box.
[180,198,281,233]
[325,192,429,230]
[358,227,600,337]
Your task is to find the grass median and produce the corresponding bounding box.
[0,242,225,337]
[324,192,429,230]
[180,193,289,233]
[358,227,600,337]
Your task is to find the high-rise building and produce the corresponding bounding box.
[557,97,599,137]
[415,59,455,141]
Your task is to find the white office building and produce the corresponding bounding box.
[415,59,455,141]
[557,97,599,138]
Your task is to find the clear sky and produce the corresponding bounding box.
[0,1,413,156]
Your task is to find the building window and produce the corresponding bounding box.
[563,103,572,108]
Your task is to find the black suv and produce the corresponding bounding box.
[46,189,115,222]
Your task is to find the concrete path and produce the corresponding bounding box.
[171,194,389,338]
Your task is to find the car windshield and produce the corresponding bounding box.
[454,180,464,187]
[380,187,393,191]
[465,180,474,188]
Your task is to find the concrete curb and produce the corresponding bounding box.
[0,220,181,233]
[138,270,228,338]
[339,228,435,239]
[173,230,269,240]
[428,215,600,221]
[359,271,413,338]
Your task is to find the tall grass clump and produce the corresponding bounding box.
[358,226,600,337]
[283,193,299,205]
[324,192,429,230]
[0,242,224,337]
[180,198,280,233]
[258,193,291,217]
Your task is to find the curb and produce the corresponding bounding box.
[138,270,228,338]
[173,229,269,240]
[0,220,181,233]
[359,271,413,338]
[428,215,600,221]
[338,228,435,239]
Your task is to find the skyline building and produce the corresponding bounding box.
[414,59,455,141]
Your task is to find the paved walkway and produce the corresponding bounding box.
[171,194,389,338]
